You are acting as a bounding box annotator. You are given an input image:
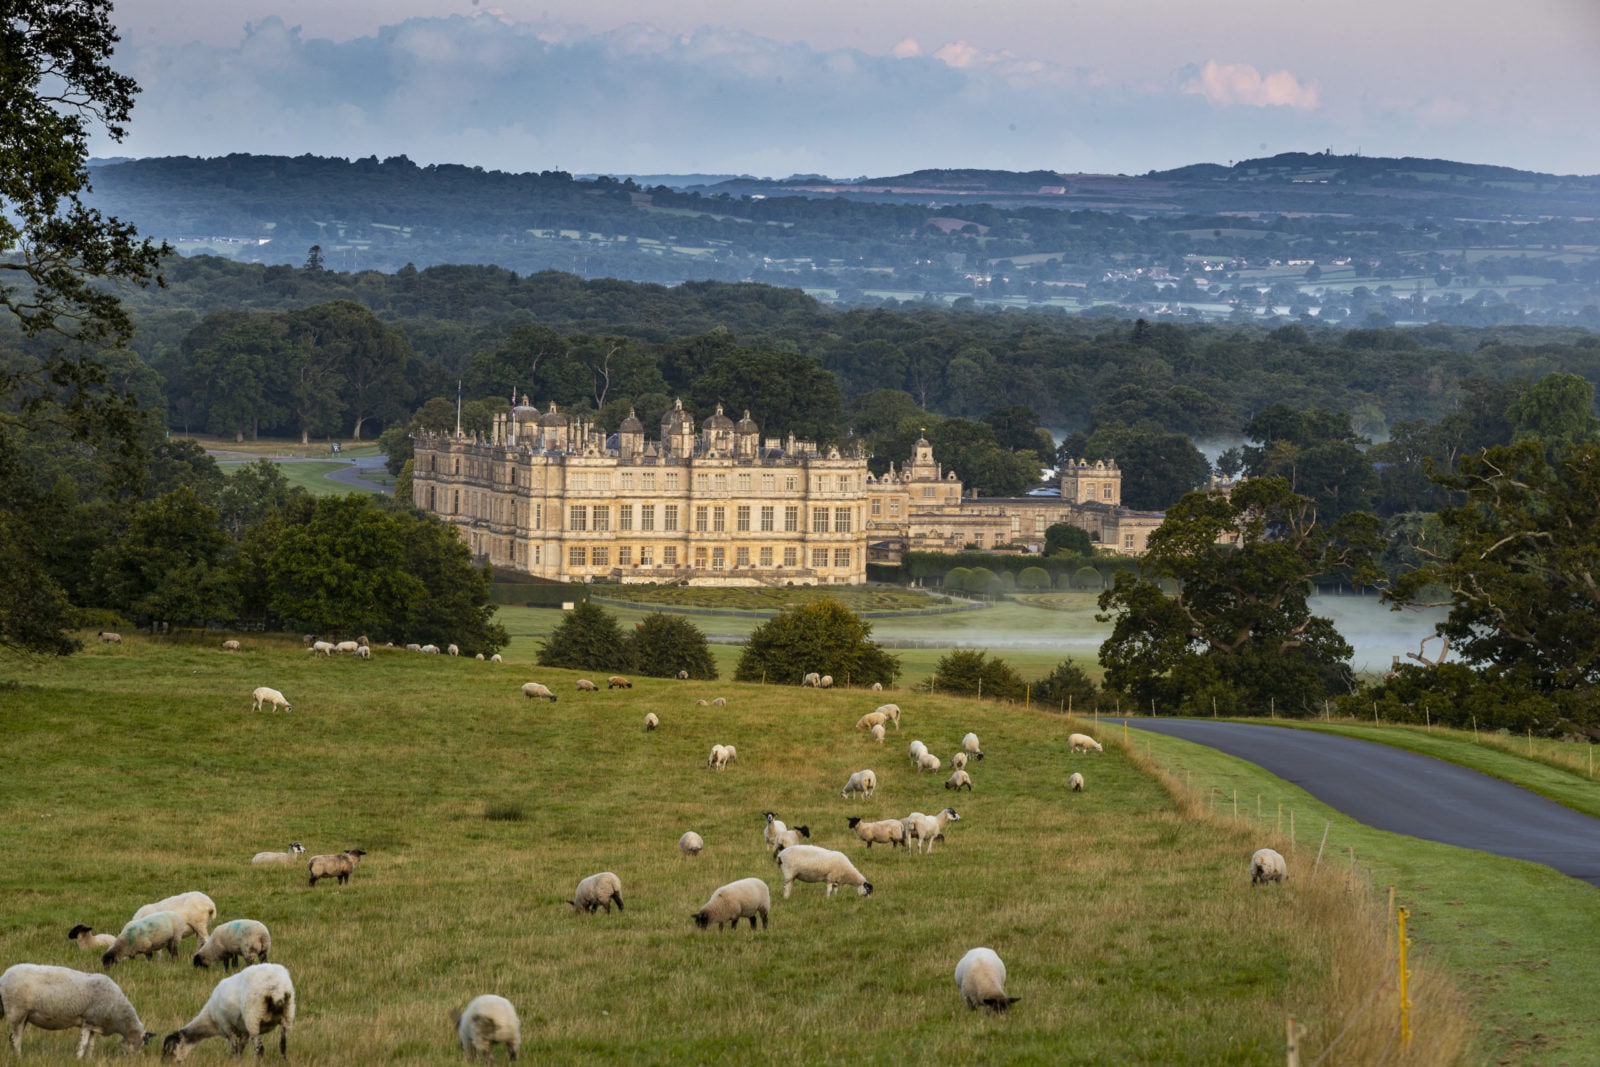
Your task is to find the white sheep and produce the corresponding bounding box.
[161,963,294,1061]
[1068,772,1085,792]
[951,751,968,771]
[575,679,599,692]
[520,682,557,702]
[354,644,371,659]
[1069,732,1103,754]
[711,696,727,707]
[102,911,184,968]
[333,640,359,655]
[770,825,810,855]
[251,687,291,712]
[916,751,942,774]
[452,994,520,1062]
[421,644,440,654]
[490,654,502,664]
[676,670,689,680]
[193,920,271,972]
[707,744,737,770]
[840,769,877,800]
[871,724,886,743]
[696,699,709,707]
[678,831,704,857]
[776,845,872,898]
[846,816,906,849]
[908,740,928,764]
[66,925,116,952]
[132,891,215,941]
[691,878,771,930]
[607,676,632,689]
[570,872,624,914]
[644,712,660,731]
[307,849,366,887]
[310,640,335,656]
[944,769,972,791]
[1251,848,1288,886]
[962,733,985,759]
[801,672,820,687]
[97,631,122,644]
[476,652,485,661]
[870,682,883,691]
[0,963,152,1057]
[406,643,422,652]
[954,948,1018,1012]
[819,675,834,688]
[762,812,788,851]
[876,704,901,728]
[250,842,305,866]
[903,807,961,854]
[448,643,460,657]
[220,640,240,652]
[854,710,891,731]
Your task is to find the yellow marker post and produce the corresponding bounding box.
[1397,906,1412,1045]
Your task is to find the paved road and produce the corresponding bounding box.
[1113,718,1600,887]
[325,455,390,494]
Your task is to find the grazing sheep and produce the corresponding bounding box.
[908,740,928,764]
[575,679,598,692]
[406,643,422,652]
[1068,772,1085,792]
[451,994,520,1063]
[307,849,366,887]
[301,635,315,647]
[904,807,961,854]
[421,644,440,654]
[520,682,557,702]
[871,724,886,743]
[250,843,305,866]
[954,948,1018,1012]
[570,872,624,914]
[707,744,737,770]
[855,705,900,731]
[801,672,820,687]
[1069,732,1103,754]
[819,675,834,688]
[711,696,727,707]
[962,733,985,759]
[916,751,942,774]
[193,920,271,972]
[132,892,215,941]
[0,963,152,1057]
[161,963,294,1062]
[692,878,771,930]
[251,687,291,712]
[354,645,371,659]
[357,636,369,647]
[840,769,877,800]
[775,845,872,899]
[677,670,689,680]
[97,631,122,644]
[607,676,632,689]
[220,640,240,652]
[877,704,902,728]
[870,682,883,691]
[102,911,184,968]
[309,640,335,657]
[764,816,810,855]
[67,925,117,952]
[475,653,485,661]
[678,832,704,857]
[696,699,709,707]
[490,654,502,664]
[448,644,460,657]
[333,640,359,655]
[1250,848,1287,886]
[951,751,968,771]
[846,816,906,850]
[945,769,973,791]
[643,713,659,732]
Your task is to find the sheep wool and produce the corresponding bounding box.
[0,963,151,1057]
[97,631,121,644]
[575,679,599,692]
[307,849,367,887]
[161,963,294,1062]
[954,948,1018,1012]
[447,644,460,657]
[66,925,117,951]
[1250,848,1288,886]
[908,740,928,764]
[692,878,771,930]
[962,733,985,759]
[490,654,502,664]
[310,640,335,656]
[1068,772,1085,792]
[1068,733,1103,754]
[220,640,240,652]
[841,769,877,800]
[846,817,906,849]
[333,640,360,655]
[520,682,557,702]
[644,712,660,732]
[132,892,216,941]
[951,752,968,771]
[944,769,973,791]
[916,751,942,774]
[452,994,521,1062]
[776,845,872,899]
[607,676,632,689]
[102,911,185,968]
[250,687,291,712]
[707,744,737,770]
[678,832,704,857]
[571,872,625,914]
[871,724,886,743]
[904,807,961,854]
[193,920,271,972]
[870,682,883,691]
[251,842,305,866]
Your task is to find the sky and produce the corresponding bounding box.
[95,0,1600,178]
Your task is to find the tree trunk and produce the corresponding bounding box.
[301,427,310,445]
[351,414,365,441]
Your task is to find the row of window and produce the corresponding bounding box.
[567,504,855,534]
[566,545,854,570]
[426,461,864,496]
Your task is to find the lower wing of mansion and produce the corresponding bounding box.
[411,399,1164,586]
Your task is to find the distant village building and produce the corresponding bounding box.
[412,401,1163,586]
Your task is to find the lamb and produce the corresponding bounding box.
[711,697,727,707]
[677,670,689,680]
[643,713,660,732]
[354,645,371,659]
[448,644,460,657]
[406,643,422,652]
[951,752,968,771]
[1250,848,1288,886]
[570,872,624,914]
[801,672,821,687]
[1068,772,1085,792]
[607,676,632,689]
[775,845,872,898]
[762,812,788,852]
[251,687,291,712]
[97,631,122,643]
[0,963,152,1057]
[846,816,906,849]
[819,675,834,688]
[161,963,294,1061]
[707,744,737,770]
[490,654,502,664]
[691,878,770,930]
[870,682,883,691]
[250,842,305,866]
[307,849,366,887]
[101,911,185,968]
[840,769,877,800]
[192,920,271,972]
[908,740,928,764]
[520,682,557,702]
[475,653,485,661]
[66,925,116,952]
[310,640,335,656]
[904,807,961,854]
[451,994,521,1062]
[1069,732,1103,754]
[945,769,973,791]
[420,644,440,654]
[962,733,985,759]
[132,892,216,941]
[916,751,942,774]
[575,679,599,692]
[854,710,892,731]
[221,640,240,652]
[871,724,886,743]
[954,948,1018,1012]
[678,831,704,856]
[333,640,359,655]
[696,699,709,707]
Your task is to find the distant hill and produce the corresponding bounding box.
[1150,151,1600,188]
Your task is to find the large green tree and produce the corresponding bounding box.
[930,649,1025,701]
[734,599,900,686]
[537,601,627,671]
[624,612,718,680]
[90,486,235,626]
[1097,477,1382,715]
[1242,405,1378,521]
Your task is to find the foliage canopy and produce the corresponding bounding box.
[733,599,900,686]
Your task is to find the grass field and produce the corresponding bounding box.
[0,638,1473,1064]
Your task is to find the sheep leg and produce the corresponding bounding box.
[782,878,794,899]
[77,1023,95,1058]
[9,1019,23,1054]
[279,1029,288,1059]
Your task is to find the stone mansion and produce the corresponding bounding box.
[411,399,1164,586]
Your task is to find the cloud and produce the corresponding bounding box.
[1180,60,1320,110]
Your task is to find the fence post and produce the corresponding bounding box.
[1286,1015,1300,1067]
[1397,906,1412,1046]
[1313,822,1329,873]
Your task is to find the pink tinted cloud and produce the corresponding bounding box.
[1181,60,1319,109]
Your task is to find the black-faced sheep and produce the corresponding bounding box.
[97,632,121,644]
[955,948,1018,1012]
[0,963,152,1056]
[161,963,294,1061]
[607,676,632,689]
[452,994,520,1062]
[67,925,117,952]
[945,769,973,791]
[307,849,366,887]
[846,816,906,849]
[962,732,985,759]
[1068,772,1085,792]
[192,920,271,972]
[904,808,961,854]
[520,682,557,702]
[644,712,660,731]
[692,878,770,930]
[570,872,624,914]
[775,845,872,899]
[575,679,598,692]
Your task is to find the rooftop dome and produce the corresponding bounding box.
[735,409,759,433]
[702,403,734,430]
[619,407,644,433]
[539,402,566,427]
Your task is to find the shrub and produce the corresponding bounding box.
[943,566,972,593]
[1017,566,1051,590]
[537,601,626,671]
[929,649,1025,701]
[968,567,1001,596]
[734,599,900,687]
[1074,566,1104,590]
[624,612,718,679]
[1033,660,1100,711]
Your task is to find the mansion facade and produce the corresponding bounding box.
[411,399,1163,586]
